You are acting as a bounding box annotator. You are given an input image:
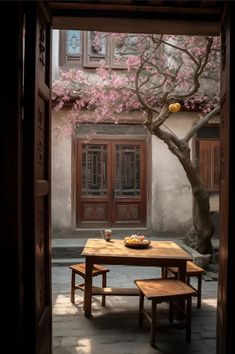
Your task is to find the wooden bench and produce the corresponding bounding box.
[134,278,196,347]
[162,261,204,308]
[69,263,109,306]
[90,286,139,296]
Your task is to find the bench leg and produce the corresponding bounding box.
[138,292,144,327]
[197,274,202,309]
[169,299,174,322]
[71,271,75,304]
[186,296,192,342]
[101,272,107,307]
[150,300,157,347]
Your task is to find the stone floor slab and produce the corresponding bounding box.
[52,265,218,354]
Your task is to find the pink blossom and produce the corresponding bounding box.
[52,33,220,135]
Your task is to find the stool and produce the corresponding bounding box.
[134,278,196,347]
[69,263,110,306]
[163,261,204,309]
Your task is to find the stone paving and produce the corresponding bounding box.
[52,264,217,354]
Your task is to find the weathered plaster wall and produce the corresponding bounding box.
[51,110,219,233]
[151,112,195,233]
[51,111,72,230]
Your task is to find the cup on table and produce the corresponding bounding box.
[103,229,112,241]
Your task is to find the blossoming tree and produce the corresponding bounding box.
[52,33,220,254]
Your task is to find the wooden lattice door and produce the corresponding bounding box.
[76,139,146,228]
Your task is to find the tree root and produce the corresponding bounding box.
[183,229,213,254]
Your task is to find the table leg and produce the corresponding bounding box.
[178,261,187,319]
[83,257,93,317]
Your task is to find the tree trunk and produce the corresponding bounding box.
[185,193,214,254]
[153,128,214,254]
[183,158,214,254]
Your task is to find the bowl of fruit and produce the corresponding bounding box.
[123,235,151,249]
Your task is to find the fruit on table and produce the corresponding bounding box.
[124,235,148,244]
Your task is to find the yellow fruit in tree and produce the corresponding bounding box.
[168,104,177,112]
[168,102,181,113]
[174,103,181,111]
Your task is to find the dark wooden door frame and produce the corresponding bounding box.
[3,3,53,353]
[3,2,235,354]
[22,2,52,354]
[217,4,235,354]
[2,2,24,353]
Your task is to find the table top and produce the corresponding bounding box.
[81,239,192,260]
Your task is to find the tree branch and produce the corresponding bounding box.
[184,106,220,142]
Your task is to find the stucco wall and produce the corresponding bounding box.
[51,111,72,230]
[51,110,219,233]
[151,112,195,233]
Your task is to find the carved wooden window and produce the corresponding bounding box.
[82,144,108,196]
[60,30,137,69]
[109,34,139,68]
[83,32,138,69]
[198,140,220,192]
[115,145,140,196]
[83,31,107,68]
[59,30,81,66]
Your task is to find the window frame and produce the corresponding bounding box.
[59,30,129,69]
[108,34,137,69]
[59,30,82,67]
[82,31,108,68]
[195,129,220,192]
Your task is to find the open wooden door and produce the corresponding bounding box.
[23,2,52,354]
[217,3,235,354]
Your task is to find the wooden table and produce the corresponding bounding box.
[81,239,193,317]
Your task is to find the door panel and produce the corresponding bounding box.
[76,139,146,227]
[77,140,112,226]
[112,141,146,227]
[23,3,52,354]
[217,3,234,354]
